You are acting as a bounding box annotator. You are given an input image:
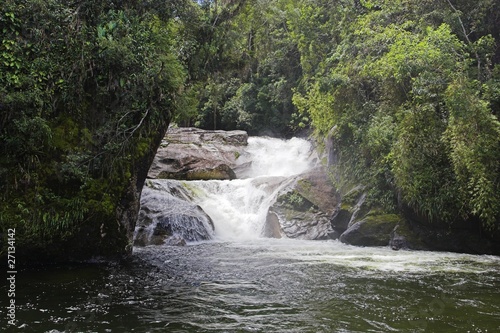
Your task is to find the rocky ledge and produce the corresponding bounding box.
[330,184,500,255]
[148,127,248,180]
[263,166,340,240]
[134,180,215,247]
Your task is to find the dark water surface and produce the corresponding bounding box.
[2,239,500,332]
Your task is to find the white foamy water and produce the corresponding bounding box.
[226,238,500,274]
[241,137,318,178]
[188,177,287,240]
[184,136,317,240]
[141,136,317,241]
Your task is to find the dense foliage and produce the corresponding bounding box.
[189,0,500,231]
[285,0,500,229]
[0,0,196,259]
[182,0,303,136]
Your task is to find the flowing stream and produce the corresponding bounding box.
[2,137,500,333]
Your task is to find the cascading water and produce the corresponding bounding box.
[146,136,319,241]
[237,137,317,178]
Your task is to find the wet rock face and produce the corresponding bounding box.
[339,214,401,247]
[134,181,215,246]
[263,166,340,240]
[148,127,248,181]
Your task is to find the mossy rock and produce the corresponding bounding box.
[157,164,236,180]
[277,190,314,212]
[340,213,401,247]
[294,168,339,214]
[185,165,236,180]
[341,185,366,206]
[389,220,428,250]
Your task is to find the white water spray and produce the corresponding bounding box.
[168,137,318,240]
[239,137,317,178]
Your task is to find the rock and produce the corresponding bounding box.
[263,166,339,240]
[331,186,370,237]
[389,216,500,254]
[330,208,351,236]
[263,211,283,238]
[339,214,401,247]
[164,235,187,247]
[389,222,428,250]
[389,225,411,250]
[148,127,248,180]
[134,181,215,246]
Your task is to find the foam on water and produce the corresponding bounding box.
[223,238,500,274]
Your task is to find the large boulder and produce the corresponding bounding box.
[148,127,249,180]
[331,186,369,237]
[262,166,340,240]
[339,213,401,247]
[134,181,215,246]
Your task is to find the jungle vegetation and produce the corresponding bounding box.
[1,0,499,259]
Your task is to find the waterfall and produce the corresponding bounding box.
[237,137,317,178]
[140,136,318,243]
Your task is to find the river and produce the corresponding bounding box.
[2,137,500,332]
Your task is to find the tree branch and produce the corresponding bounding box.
[445,0,490,80]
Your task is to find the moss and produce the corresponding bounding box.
[278,190,314,212]
[159,165,236,181]
[342,185,365,206]
[181,181,204,199]
[340,202,352,211]
[296,179,315,203]
[362,213,401,225]
[186,169,231,180]
[297,179,312,192]
[340,213,400,247]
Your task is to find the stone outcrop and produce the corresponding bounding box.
[339,213,401,246]
[148,127,249,180]
[263,166,340,240]
[389,216,500,254]
[134,181,215,246]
